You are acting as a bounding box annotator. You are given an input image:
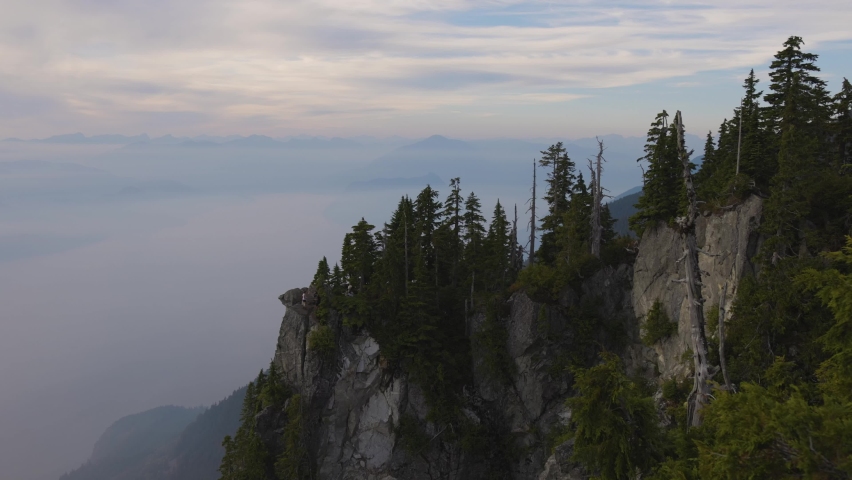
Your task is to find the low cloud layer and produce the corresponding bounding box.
[2,0,850,138]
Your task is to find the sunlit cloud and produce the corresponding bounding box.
[1,0,850,137]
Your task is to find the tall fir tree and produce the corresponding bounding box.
[484,200,511,290]
[538,142,576,263]
[629,110,686,236]
[833,78,852,172]
[763,36,834,255]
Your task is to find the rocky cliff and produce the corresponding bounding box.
[264,196,763,480]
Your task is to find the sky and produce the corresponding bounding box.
[2,0,852,140]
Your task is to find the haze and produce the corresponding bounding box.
[1,0,851,479]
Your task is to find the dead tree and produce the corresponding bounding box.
[674,110,713,427]
[588,137,606,258]
[527,159,537,266]
[718,282,734,392]
[512,204,520,270]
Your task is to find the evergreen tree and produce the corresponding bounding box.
[538,142,576,263]
[414,185,442,285]
[833,78,852,172]
[739,69,773,186]
[558,172,592,268]
[630,110,685,236]
[462,191,487,292]
[484,200,511,290]
[763,36,834,255]
[441,178,464,285]
[567,352,663,480]
[695,131,718,198]
[312,257,330,288]
[340,218,377,293]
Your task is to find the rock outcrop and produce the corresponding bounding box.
[630,195,763,380]
[266,196,764,479]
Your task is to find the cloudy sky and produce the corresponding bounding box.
[2,0,852,139]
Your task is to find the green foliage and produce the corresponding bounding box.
[796,236,852,401]
[473,295,516,385]
[258,361,290,410]
[705,305,719,339]
[695,384,852,479]
[630,110,687,237]
[274,395,309,480]
[306,324,336,357]
[517,262,559,302]
[726,257,833,386]
[641,300,677,346]
[395,414,431,455]
[661,377,690,404]
[567,352,663,479]
[538,142,577,263]
[219,369,290,480]
[656,238,852,479]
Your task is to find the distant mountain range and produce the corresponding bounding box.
[3,132,704,154]
[4,133,377,148]
[60,386,246,480]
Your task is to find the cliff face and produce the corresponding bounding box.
[628,195,763,380]
[266,197,763,480]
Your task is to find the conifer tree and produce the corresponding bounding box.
[484,200,511,290]
[739,69,773,186]
[341,218,377,293]
[559,172,592,267]
[538,142,576,263]
[462,191,487,292]
[312,257,330,288]
[414,185,442,286]
[629,110,685,236]
[763,36,833,255]
[833,78,852,172]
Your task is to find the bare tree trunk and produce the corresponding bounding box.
[589,137,605,258]
[512,204,519,270]
[470,272,475,310]
[736,99,743,176]
[528,159,537,266]
[718,282,733,392]
[404,209,409,296]
[675,110,713,427]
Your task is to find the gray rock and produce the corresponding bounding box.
[279,287,306,307]
[631,196,763,380]
[538,439,586,480]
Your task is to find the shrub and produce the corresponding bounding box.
[517,262,559,302]
[642,300,677,345]
[567,352,663,479]
[307,325,336,357]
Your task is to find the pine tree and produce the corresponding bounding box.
[484,200,511,290]
[440,178,464,286]
[567,352,663,480]
[630,110,685,236]
[340,218,377,292]
[538,142,576,263]
[763,36,833,255]
[739,69,773,186]
[462,191,487,294]
[312,257,330,288]
[414,185,442,286]
[559,172,592,268]
[833,78,852,172]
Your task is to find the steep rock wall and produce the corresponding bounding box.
[629,195,763,380]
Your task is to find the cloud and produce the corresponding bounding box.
[0,0,850,137]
